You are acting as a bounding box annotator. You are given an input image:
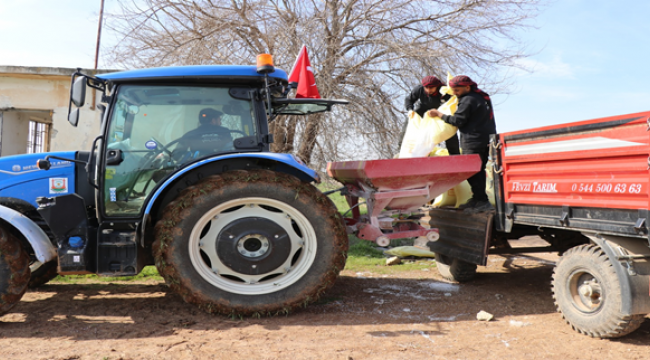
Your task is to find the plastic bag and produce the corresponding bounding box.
[426,92,458,144]
[384,246,437,258]
[398,112,438,158]
[399,71,459,158]
[426,115,457,144]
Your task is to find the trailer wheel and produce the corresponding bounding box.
[28,261,58,288]
[434,253,477,282]
[153,170,348,316]
[552,244,646,338]
[0,226,30,316]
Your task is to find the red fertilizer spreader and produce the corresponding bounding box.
[327,155,481,246]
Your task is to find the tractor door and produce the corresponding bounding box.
[100,85,258,218]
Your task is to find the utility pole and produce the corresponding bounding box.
[91,0,105,110]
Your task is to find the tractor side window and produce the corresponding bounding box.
[103,85,256,217]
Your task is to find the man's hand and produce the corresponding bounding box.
[408,110,415,119]
[428,109,443,118]
[152,152,170,168]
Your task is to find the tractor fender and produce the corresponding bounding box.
[143,152,319,217]
[585,233,650,315]
[0,204,56,263]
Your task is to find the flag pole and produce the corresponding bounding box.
[91,0,105,110]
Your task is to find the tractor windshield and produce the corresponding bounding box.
[103,85,256,217]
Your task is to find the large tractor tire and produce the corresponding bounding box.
[552,244,646,338]
[153,170,348,316]
[434,253,477,283]
[0,225,30,316]
[28,261,58,288]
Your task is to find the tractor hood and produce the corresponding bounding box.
[0,151,78,208]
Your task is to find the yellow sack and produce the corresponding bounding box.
[384,246,437,258]
[439,72,455,96]
[424,78,459,144]
[454,179,473,208]
[429,146,473,208]
[398,112,438,158]
[485,159,496,206]
[432,179,472,208]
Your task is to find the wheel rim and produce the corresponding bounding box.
[188,197,317,295]
[567,269,604,313]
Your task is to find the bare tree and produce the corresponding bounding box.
[105,0,542,168]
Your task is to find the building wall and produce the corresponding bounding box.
[0,66,111,155]
[1,111,30,156]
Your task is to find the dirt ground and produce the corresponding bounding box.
[1,237,649,360]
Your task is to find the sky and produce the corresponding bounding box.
[0,0,649,134]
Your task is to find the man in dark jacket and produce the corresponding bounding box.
[175,108,233,159]
[429,75,496,211]
[402,75,460,155]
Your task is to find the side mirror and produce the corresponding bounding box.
[68,108,80,127]
[71,76,87,108]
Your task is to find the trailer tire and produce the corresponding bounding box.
[0,226,30,316]
[435,253,477,283]
[552,244,646,338]
[28,261,58,288]
[153,170,348,316]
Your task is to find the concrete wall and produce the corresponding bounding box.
[0,66,113,155]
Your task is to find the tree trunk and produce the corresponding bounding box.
[297,114,321,164]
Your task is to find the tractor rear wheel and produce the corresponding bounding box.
[0,225,30,316]
[153,170,348,316]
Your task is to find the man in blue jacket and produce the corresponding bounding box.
[429,75,496,211]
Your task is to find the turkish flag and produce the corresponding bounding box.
[288,45,321,99]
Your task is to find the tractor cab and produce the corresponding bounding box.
[35,57,346,277]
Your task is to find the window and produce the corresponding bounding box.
[27,119,50,153]
[103,85,256,217]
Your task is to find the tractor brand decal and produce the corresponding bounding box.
[2,160,72,175]
[145,140,157,150]
[511,182,558,193]
[109,187,117,202]
[49,178,68,194]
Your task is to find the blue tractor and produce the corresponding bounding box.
[0,56,349,316]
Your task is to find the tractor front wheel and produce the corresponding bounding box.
[0,225,30,316]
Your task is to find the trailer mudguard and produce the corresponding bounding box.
[143,152,319,216]
[586,234,650,315]
[0,204,56,263]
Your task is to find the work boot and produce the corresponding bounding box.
[457,198,479,210]
[465,200,494,213]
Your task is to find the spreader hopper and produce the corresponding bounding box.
[327,155,481,246]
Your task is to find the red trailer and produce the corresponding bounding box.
[329,110,650,339]
[424,110,650,339]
